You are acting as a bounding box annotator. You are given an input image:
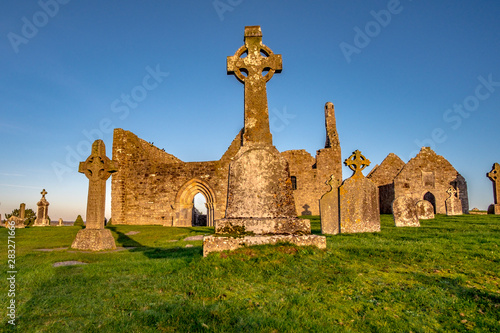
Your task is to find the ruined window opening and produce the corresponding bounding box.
[291,176,297,190]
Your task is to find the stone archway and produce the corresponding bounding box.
[173,179,216,227]
[423,191,436,214]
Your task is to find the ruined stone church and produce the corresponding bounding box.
[111,100,341,226]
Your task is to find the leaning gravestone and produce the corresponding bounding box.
[392,196,420,227]
[445,186,462,216]
[320,175,340,234]
[33,190,50,226]
[339,150,381,233]
[416,200,435,219]
[71,140,118,251]
[203,26,326,256]
[487,163,500,214]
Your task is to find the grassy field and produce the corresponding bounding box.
[1,214,499,332]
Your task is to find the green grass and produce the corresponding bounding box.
[1,215,499,332]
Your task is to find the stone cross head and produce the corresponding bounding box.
[344,150,371,178]
[78,140,118,181]
[227,26,282,84]
[487,163,499,182]
[446,186,457,199]
[41,189,47,199]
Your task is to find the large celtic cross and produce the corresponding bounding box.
[487,163,500,204]
[227,26,282,146]
[79,140,117,229]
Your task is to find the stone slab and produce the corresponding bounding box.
[71,229,116,251]
[215,218,310,235]
[320,176,340,235]
[416,200,435,219]
[393,196,420,227]
[446,197,463,216]
[53,261,87,268]
[202,234,326,257]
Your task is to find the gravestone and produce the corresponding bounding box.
[392,196,420,227]
[33,189,50,226]
[416,200,435,219]
[58,218,63,226]
[71,140,118,251]
[6,203,26,228]
[445,186,462,216]
[487,163,500,214]
[339,150,381,233]
[320,175,340,234]
[203,26,326,256]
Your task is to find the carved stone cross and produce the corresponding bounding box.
[446,186,457,199]
[79,140,118,229]
[41,189,47,199]
[227,26,282,146]
[487,163,500,204]
[344,150,371,178]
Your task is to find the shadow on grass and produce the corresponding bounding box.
[107,226,203,260]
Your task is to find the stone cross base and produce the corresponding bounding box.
[445,198,463,216]
[202,234,326,257]
[33,218,50,227]
[71,229,116,251]
[488,204,500,215]
[215,218,311,235]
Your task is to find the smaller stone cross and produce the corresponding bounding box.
[446,186,457,199]
[344,150,371,178]
[79,140,118,229]
[41,189,47,199]
[487,163,500,204]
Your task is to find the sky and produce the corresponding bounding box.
[1,0,499,221]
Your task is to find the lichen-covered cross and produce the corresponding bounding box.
[487,163,500,204]
[227,26,282,146]
[344,150,371,178]
[446,186,457,199]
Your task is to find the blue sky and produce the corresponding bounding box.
[1,0,499,220]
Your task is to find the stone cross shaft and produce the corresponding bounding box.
[227,26,282,146]
[487,163,500,204]
[79,140,117,229]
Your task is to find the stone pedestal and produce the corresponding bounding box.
[392,196,420,227]
[416,200,435,219]
[71,229,116,251]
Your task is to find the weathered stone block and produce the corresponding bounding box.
[71,229,116,251]
[392,196,420,227]
[215,218,310,235]
[416,200,435,219]
[202,234,326,257]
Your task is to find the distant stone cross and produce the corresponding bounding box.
[446,186,457,199]
[487,163,500,204]
[344,150,371,178]
[41,189,47,199]
[79,140,118,229]
[227,25,282,146]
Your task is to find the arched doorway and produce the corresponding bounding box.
[423,192,436,214]
[192,193,207,226]
[174,178,216,227]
